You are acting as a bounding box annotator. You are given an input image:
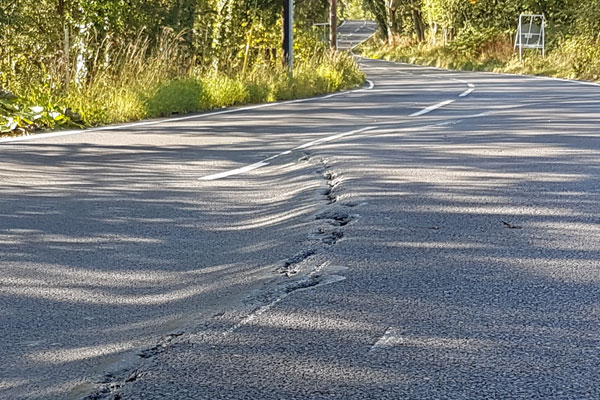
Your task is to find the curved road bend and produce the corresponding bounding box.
[1,21,600,399]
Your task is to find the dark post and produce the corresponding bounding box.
[283,0,294,70]
[330,0,337,50]
[283,0,290,64]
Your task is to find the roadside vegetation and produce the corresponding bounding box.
[0,1,364,138]
[355,0,600,82]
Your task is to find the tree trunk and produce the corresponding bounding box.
[57,0,70,90]
[386,3,395,45]
[412,8,425,42]
[212,0,233,71]
[364,0,389,42]
[282,0,290,65]
[330,0,337,50]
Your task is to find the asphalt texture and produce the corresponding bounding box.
[1,20,600,400]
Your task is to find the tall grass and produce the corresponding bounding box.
[360,30,600,82]
[1,30,365,137]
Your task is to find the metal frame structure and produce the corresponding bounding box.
[313,22,331,43]
[514,13,546,62]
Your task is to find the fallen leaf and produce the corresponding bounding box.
[502,221,522,229]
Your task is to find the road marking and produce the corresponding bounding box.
[198,126,375,181]
[475,69,600,88]
[416,63,600,88]
[292,126,374,150]
[347,22,378,51]
[370,327,487,352]
[201,108,491,182]
[365,64,476,100]
[370,327,396,352]
[410,100,455,117]
[199,161,270,181]
[224,292,286,336]
[532,76,600,87]
[1,81,376,144]
[459,88,475,97]
[197,107,493,182]
[322,80,374,98]
[449,78,476,98]
[223,262,337,336]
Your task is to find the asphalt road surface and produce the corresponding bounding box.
[1,21,600,400]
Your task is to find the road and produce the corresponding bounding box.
[1,21,600,399]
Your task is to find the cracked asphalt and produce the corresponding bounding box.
[1,20,600,400]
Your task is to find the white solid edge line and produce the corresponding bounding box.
[363,55,600,88]
[468,66,600,87]
[0,80,376,145]
[410,100,455,117]
[531,75,600,87]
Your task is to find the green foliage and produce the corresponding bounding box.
[64,85,147,126]
[295,29,329,62]
[448,27,506,59]
[0,92,82,135]
[340,0,374,20]
[551,35,600,80]
[318,51,366,91]
[201,74,250,108]
[574,0,600,40]
[0,0,332,91]
[363,0,390,40]
[360,0,599,82]
[147,79,204,117]
[0,0,371,137]
[361,23,599,82]
[1,46,366,136]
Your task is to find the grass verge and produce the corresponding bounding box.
[1,51,365,138]
[359,32,600,83]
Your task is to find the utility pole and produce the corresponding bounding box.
[283,0,294,72]
[330,0,337,50]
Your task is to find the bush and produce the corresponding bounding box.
[557,35,600,80]
[201,74,250,109]
[146,78,203,117]
[63,84,147,126]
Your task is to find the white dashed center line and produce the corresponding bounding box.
[198,126,376,181]
[410,99,456,117]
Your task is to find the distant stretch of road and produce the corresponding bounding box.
[1,20,599,400]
